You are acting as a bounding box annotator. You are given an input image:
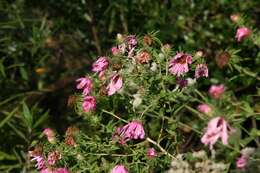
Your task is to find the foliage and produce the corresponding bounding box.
[0,0,259,172]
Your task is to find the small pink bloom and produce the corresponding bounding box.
[201,117,233,150]
[82,96,96,112]
[114,120,145,144]
[111,164,129,173]
[195,64,208,79]
[107,74,123,96]
[169,52,192,77]
[92,57,109,73]
[236,155,247,169]
[111,46,120,56]
[43,128,56,144]
[147,148,157,158]
[197,104,212,114]
[209,84,225,99]
[235,27,251,42]
[55,168,70,173]
[31,155,46,170]
[76,77,93,95]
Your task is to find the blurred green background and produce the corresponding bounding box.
[0,0,259,172]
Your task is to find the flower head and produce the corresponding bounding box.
[197,104,212,114]
[176,77,188,88]
[236,155,247,169]
[209,84,225,99]
[169,52,192,77]
[195,64,208,79]
[92,57,109,73]
[114,120,145,144]
[135,51,151,64]
[82,96,96,112]
[43,128,56,144]
[201,117,234,150]
[55,168,70,173]
[236,147,255,169]
[76,77,93,95]
[111,164,129,173]
[235,27,251,42]
[31,155,46,170]
[147,148,157,159]
[107,74,123,96]
[111,46,120,56]
[47,150,61,165]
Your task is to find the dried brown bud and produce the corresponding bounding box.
[65,126,80,136]
[99,85,107,96]
[65,136,77,146]
[45,37,58,49]
[143,35,152,46]
[28,145,43,157]
[67,95,77,107]
[112,63,122,71]
[215,51,231,69]
[135,51,151,64]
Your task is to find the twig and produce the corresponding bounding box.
[146,137,174,159]
[102,109,128,123]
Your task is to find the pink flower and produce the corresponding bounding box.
[40,168,69,173]
[107,74,123,96]
[82,96,96,112]
[195,64,208,79]
[31,155,46,170]
[114,120,145,144]
[111,46,120,56]
[236,155,247,169]
[169,52,192,77]
[55,168,70,173]
[197,104,212,114]
[43,128,56,144]
[147,148,157,158]
[40,168,53,173]
[92,57,109,73]
[235,27,251,42]
[208,84,225,99]
[111,164,129,173]
[76,77,93,95]
[201,117,233,150]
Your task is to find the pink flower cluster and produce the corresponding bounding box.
[76,55,124,112]
[29,148,69,173]
[201,116,234,150]
[169,52,208,80]
[113,120,145,144]
[76,77,96,112]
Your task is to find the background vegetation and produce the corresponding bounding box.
[0,0,259,172]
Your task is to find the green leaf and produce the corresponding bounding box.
[33,110,49,128]
[22,102,33,128]
[0,59,6,77]
[19,66,28,81]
